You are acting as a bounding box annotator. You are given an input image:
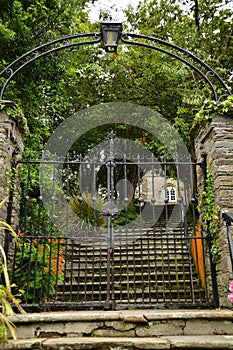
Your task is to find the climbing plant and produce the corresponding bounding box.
[194,95,233,126]
[198,164,221,261]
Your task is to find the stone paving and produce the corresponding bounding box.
[2,335,233,349]
[1,310,233,349]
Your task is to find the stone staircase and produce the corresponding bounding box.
[5,206,228,349]
[5,309,233,349]
[56,223,207,308]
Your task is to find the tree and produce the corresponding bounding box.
[123,0,232,141]
[0,0,232,154]
[0,0,96,153]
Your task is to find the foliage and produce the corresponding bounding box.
[125,0,232,71]
[114,205,139,227]
[70,192,107,227]
[124,0,232,144]
[194,95,233,126]
[0,0,232,271]
[0,198,26,342]
[5,105,29,135]
[197,163,221,261]
[0,0,232,157]
[13,233,65,304]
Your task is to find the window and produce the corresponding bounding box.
[166,186,176,202]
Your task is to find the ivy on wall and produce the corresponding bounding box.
[0,103,28,135]
[198,163,221,262]
[193,95,233,261]
[193,95,233,127]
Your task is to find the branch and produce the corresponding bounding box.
[193,0,201,34]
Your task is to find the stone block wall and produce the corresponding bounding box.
[0,102,23,261]
[194,115,233,307]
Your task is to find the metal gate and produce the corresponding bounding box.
[8,132,218,310]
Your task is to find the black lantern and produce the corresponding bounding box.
[100,22,122,52]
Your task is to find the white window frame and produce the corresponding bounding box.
[166,186,177,203]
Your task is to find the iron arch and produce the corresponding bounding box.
[0,26,231,101]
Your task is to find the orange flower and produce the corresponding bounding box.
[51,260,57,267]
[44,268,49,273]
[58,256,63,263]
[18,230,24,237]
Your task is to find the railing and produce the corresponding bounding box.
[11,228,213,311]
[5,134,220,310]
[222,211,233,273]
[6,154,219,311]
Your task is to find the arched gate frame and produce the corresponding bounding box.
[0,23,231,101]
[0,23,231,311]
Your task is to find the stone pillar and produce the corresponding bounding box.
[194,114,233,307]
[0,101,24,263]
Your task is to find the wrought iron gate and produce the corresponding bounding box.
[8,133,218,310]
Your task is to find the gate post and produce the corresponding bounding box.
[0,101,24,263]
[193,113,233,307]
[200,152,219,307]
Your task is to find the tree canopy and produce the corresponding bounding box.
[0,0,232,155]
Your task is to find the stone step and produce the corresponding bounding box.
[57,282,202,292]
[6,310,233,349]
[64,257,191,267]
[62,272,194,285]
[4,336,233,350]
[56,288,203,300]
[64,251,189,261]
[63,270,193,281]
[64,264,191,282]
[65,244,189,252]
[64,245,190,255]
[54,224,199,308]
[64,243,189,253]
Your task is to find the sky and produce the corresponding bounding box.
[87,0,140,22]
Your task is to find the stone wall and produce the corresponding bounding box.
[0,102,23,261]
[194,114,233,307]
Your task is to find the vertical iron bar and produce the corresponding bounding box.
[147,233,151,304]
[172,231,178,302]
[105,134,116,309]
[98,239,103,306]
[50,159,56,231]
[163,155,169,230]
[76,240,81,304]
[23,157,31,233]
[65,154,71,236]
[46,238,53,303]
[153,229,158,303]
[179,156,194,302]
[84,240,88,304]
[226,223,233,272]
[5,152,17,259]
[26,236,33,303]
[151,154,156,230]
[201,227,209,302]
[61,237,68,303]
[175,154,184,227]
[137,155,143,232]
[38,153,44,234]
[201,153,219,308]
[166,229,171,302]
[69,239,75,303]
